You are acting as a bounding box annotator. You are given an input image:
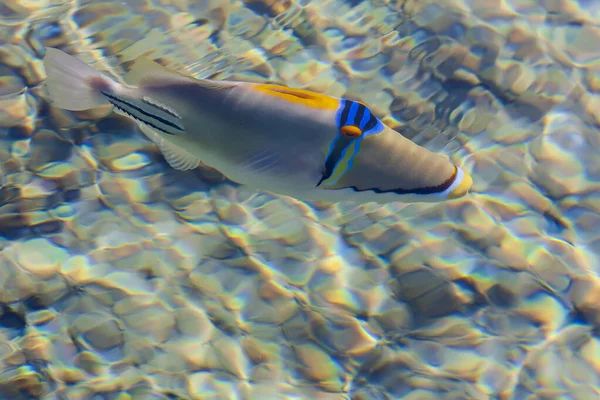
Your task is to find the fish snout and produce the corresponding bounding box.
[448,167,472,199]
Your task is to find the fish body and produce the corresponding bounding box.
[43,47,472,204]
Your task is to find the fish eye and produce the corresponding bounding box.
[340,124,362,138]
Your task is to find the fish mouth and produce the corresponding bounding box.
[448,167,473,199]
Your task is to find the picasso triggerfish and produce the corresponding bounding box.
[43,47,472,204]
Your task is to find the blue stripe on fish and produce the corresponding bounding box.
[354,103,366,126]
[346,101,359,125]
[318,99,385,187]
[317,134,352,186]
[335,99,384,135]
[359,106,370,127]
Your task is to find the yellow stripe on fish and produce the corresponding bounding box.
[249,83,340,110]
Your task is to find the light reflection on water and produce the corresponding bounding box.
[0,0,599,398]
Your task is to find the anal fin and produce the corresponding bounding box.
[137,122,200,171]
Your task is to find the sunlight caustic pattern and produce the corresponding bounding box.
[0,0,600,398]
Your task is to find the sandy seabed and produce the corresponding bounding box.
[1,0,600,399]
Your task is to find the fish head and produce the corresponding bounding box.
[316,113,473,203]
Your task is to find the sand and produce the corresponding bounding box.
[0,0,600,398]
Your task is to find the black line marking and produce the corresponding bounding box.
[105,97,175,136]
[317,135,354,186]
[101,92,184,133]
[337,167,458,196]
[339,99,351,126]
[354,103,366,127]
[141,97,181,120]
[363,114,378,132]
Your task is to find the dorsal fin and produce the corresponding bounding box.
[125,57,238,91]
[125,57,191,86]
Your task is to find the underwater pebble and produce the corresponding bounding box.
[294,342,342,390]
[14,238,68,279]
[71,312,124,351]
[389,268,464,322]
[110,152,151,171]
[114,297,175,342]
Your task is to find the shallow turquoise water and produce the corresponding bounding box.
[1,0,600,399]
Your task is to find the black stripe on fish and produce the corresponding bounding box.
[338,99,382,134]
[320,98,387,187]
[320,99,369,187]
[141,97,181,120]
[353,103,366,127]
[317,135,354,186]
[339,166,458,195]
[339,99,351,126]
[363,114,378,132]
[101,92,184,134]
[105,97,173,137]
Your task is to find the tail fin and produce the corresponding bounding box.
[43,47,113,111]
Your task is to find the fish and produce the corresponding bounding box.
[42,47,472,204]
